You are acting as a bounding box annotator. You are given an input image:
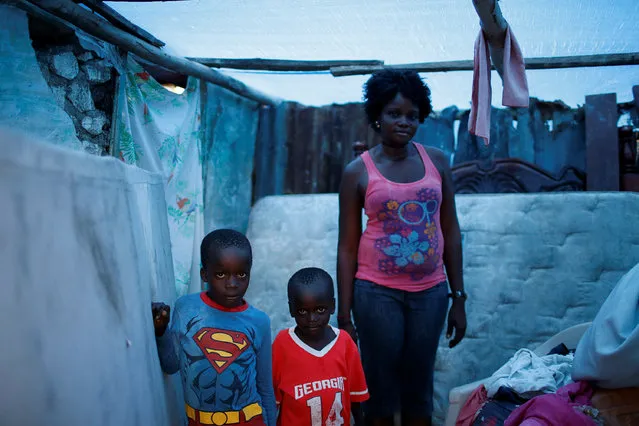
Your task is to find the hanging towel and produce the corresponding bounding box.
[469,26,529,145]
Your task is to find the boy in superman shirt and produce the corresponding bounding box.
[272,267,368,426]
[152,229,276,426]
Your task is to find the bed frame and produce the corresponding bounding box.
[451,158,586,193]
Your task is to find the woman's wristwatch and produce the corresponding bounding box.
[449,290,467,300]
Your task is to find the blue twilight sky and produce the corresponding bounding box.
[109,0,638,109]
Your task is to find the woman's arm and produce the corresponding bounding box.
[337,160,364,339]
[429,148,467,348]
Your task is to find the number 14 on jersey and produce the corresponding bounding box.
[306,392,345,426]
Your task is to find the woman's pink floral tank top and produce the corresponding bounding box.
[355,142,446,291]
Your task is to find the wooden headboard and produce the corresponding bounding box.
[451,158,586,194]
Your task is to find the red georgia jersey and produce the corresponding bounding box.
[272,327,369,426]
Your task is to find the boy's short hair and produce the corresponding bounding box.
[287,267,334,300]
[200,229,252,267]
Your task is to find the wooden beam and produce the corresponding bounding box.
[187,58,384,72]
[472,0,508,76]
[18,0,278,105]
[585,93,619,191]
[78,0,165,47]
[330,52,639,77]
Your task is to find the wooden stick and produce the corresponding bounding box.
[472,0,508,76]
[20,0,278,105]
[78,0,165,47]
[330,52,639,77]
[188,57,384,72]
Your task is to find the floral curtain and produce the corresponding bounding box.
[112,57,204,297]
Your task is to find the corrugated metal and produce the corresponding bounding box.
[252,100,589,196]
[282,102,377,194]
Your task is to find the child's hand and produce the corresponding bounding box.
[152,302,170,337]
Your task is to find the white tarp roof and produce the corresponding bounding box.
[109,0,639,109]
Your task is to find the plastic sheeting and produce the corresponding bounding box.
[572,262,639,389]
[0,128,183,426]
[113,58,204,297]
[108,0,639,108]
[201,84,259,234]
[0,5,81,150]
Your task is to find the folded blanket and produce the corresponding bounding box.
[484,349,574,398]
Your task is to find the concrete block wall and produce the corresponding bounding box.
[245,192,639,424]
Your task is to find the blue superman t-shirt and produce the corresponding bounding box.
[156,292,276,426]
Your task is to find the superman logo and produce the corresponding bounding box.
[193,328,250,373]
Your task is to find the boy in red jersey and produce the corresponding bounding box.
[272,267,369,426]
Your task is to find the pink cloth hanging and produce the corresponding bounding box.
[469,26,529,145]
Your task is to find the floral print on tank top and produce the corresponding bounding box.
[373,188,440,281]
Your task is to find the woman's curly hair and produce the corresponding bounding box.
[363,69,432,131]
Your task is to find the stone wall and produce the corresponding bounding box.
[30,18,118,156]
[0,6,120,155]
[245,192,639,425]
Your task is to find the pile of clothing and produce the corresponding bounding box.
[456,263,639,426]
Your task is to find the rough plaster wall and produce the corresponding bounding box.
[0,6,81,151]
[0,129,183,426]
[245,192,639,424]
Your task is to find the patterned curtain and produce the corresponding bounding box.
[112,57,204,297]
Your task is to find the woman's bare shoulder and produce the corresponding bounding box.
[424,146,447,165]
[343,155,366,179]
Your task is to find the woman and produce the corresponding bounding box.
[337,70,467,426]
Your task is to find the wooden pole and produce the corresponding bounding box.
[78,0,165,47]
[188,58,384,72]
[19,0,278,105]
[330,52,639,77]
[472,0,508,77]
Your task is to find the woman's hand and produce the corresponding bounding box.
[338,319,358,345]
[446,300,466,348]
